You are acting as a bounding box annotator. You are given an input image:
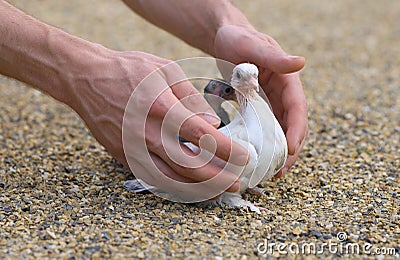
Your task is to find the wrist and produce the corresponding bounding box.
[45,29,112,107]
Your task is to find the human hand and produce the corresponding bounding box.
[65,48,249,193]
[214,24,309,177]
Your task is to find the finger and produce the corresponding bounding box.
[162,63,221,128]
[148,152,240,194]
[155,144,241,192]
[281,73,309,156]
[274,152,296,178]
[179,114,249,166]
[262,82,285,128]
[151,90,250,166]
[146,105,243,192]
[274,136,306,179]
[170,80,221,128]
[237,33,305,74]
[291,134,306,166]
[274,169,284,178]
[284,110,308,157]
[276,155,297,178]
[275,123,307,178]
[149,152,195,183]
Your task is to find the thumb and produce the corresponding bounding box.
[238,36,306,74]
[215,25,305,74]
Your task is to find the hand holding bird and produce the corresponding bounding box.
[125,63,288,213]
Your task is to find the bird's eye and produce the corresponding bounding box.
[236,71,241,79]
[224,87,232,94]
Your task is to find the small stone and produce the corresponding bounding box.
[322,234,332,239]
[46,230,56,239]
[292,228,302,235]
[350,234,359,241]
[313,232,322,239]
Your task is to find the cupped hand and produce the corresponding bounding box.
[66,49,249,192]
[214,24,309,176]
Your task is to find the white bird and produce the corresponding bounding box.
[124,63,288,213]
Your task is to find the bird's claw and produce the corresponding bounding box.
[245,187,266,197]
[253,202,271,213]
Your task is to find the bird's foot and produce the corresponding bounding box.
[217,193,263,214]
[241,202,271,214]
[253,202,271,214]
[196,199,219,209]
[245,187,266,196]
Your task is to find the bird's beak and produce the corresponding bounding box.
[249,77,259,92]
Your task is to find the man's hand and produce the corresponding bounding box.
[65,49,248,192]
[122,0,308,177]
[214,25,309,176]
[0,0,250,196]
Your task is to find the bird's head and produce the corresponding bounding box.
[231,63,260,104]
[231,63,260,106]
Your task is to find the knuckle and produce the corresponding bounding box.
[162,62,186,83]
[182,118,207,141]
[184,92,206,110]
[149,92,174,117]
[144,125,163,153]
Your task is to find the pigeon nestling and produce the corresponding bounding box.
[124,63,288,213]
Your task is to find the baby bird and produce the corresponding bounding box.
[207,63,288,213]
[124,63,288,213]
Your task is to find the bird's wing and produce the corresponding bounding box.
[234,95,287,188]
[216,110,260,191]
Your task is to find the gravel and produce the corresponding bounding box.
[1,0,399,259]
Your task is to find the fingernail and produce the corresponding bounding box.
[202,113,220,126]
[287,55,303,60]
[235,152,250,166]
[274,167,287,178]
[273,168,283,178]
[228,180,241,192]
[227,141,250,166]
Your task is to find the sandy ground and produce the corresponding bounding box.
[0,0,399,259]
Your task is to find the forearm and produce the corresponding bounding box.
[122,0,253,56]
[0,0,104,106]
